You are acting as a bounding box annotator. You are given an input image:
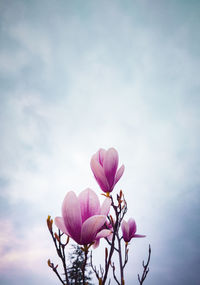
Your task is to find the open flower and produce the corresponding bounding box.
[55,188,111,245]
[121,218,146,243]
[90,148,125,193]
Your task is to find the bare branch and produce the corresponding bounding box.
[110,262,120,285]
[123,244,129,269]
[105,237,119,252]
[47,216,69,284]
[90,251,100,280]
[47,260,65,285]
[138,244,151,284]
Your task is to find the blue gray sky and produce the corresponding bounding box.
[0,0,200,284]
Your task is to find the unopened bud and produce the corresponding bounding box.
[117,197,123,205]
[47,259,52,268]
[105,247,108,258]
[105,247,108,262]
[47,215,53,231]
[54,232,60,242]
[110,215,114,226]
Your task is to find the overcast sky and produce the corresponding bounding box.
[0,0,200,284]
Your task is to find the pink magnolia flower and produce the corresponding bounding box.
[121,218,146,242]
[90,148,125,193]
[55,188,111,245]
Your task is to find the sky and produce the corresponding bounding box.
[0,0,200,284]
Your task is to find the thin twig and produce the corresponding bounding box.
[123,244,129,269]
[47,217,69,285]
[105,237,119,252]
[47,260,65,285]
[90,251,100,280]
[102,195,119,284]
[110,262,120,285]
[138,244,151,284]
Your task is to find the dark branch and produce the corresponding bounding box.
[110,262,120,285]
[138,244,151,284]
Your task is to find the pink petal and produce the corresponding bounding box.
[128,218,137,238]
[90,155,110,191]
[114,164,125,185]
[133,234,146,238]
[100,197,111,216]
[103,148,119,189]
[104,220,113,241]
[95,229,111,239]
[92,229,112,248]
[98,149,106,166]
[121,220,130,242]
[81,215,106,245]
[62,191,82,244]
[78,188,100,223]
[55,217,70,236]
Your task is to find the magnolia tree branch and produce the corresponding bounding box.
[117,233,124,284]
[138,245,151,285]
[102,195,120,284]
[47,216,70,285]
[110,192,128,285]
[90,191,129,285]
[110,262,120,285]
[123,244,129,269]
[47,259,65,285]
[90,251,100,280]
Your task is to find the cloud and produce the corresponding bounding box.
[0,0,200,284]
[0,218,54,276]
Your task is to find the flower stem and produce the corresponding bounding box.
[82,245,88,284]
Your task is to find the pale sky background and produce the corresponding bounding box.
[0,0,200,284]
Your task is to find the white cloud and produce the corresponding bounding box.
[0,218,54,277]
[0,0,200,284]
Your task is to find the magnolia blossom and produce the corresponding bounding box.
[90,147,125,193]
[55,188,111,245]
[121,218,145,242]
